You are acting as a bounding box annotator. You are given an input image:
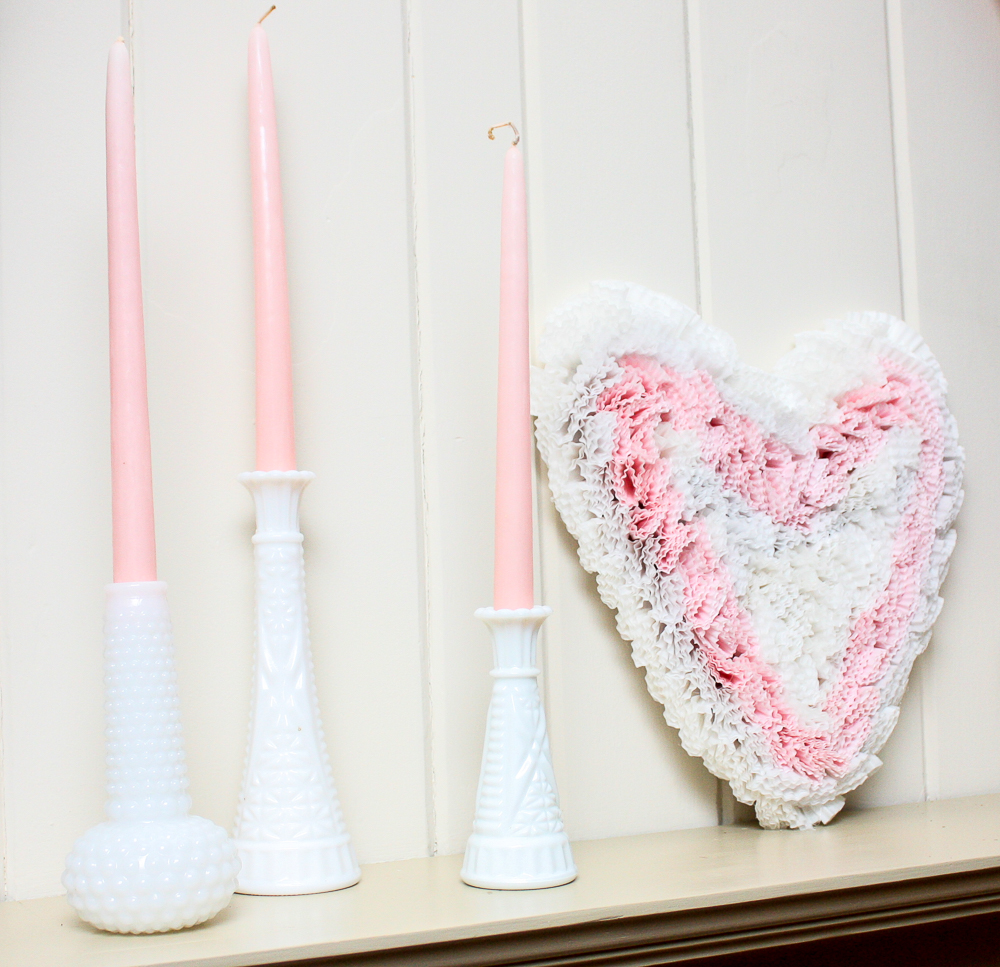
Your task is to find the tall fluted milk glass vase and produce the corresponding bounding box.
[233,471,360,895]
[461,606,577,889]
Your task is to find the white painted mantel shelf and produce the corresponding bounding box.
[2,794,999,967]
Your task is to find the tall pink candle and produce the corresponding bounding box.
[107,39,156,583]
[248,23,296,471]
[493,140,534,610]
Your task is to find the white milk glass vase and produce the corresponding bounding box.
[62,581,240,934]
[232,470,360,895]
[461,605,577,890]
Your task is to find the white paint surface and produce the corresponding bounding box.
[1,0,998,898]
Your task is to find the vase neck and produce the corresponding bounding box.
[240,470,314,538]
[475,606,551,672]
[103,582,191,821]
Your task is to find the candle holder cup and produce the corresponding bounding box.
[62,582,240,934]
[233,470,360,895]
[461,605,577,890]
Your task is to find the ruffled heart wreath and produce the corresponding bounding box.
[533,282,963,829]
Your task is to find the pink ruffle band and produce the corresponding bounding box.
[597,355,945,782]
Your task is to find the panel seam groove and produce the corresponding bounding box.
[401,0,439,857]
[683,0,713,328]
[885,0,935,806]
[885,0,921,333]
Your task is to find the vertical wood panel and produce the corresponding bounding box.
[0,0,122,899]
[132,0,429,864]
[523,0,719,839]
[694,0,926,809]
[699,0,903,369]
[845,0,927,810]
[404,0,525,855]
[899,0,1000,802]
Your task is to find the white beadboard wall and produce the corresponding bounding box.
[1,0,998,900]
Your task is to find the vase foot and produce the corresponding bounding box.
[461,832,577,890]
[235,835,360,895]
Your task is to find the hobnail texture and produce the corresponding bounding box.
[63,582,239,933]
[461,606,577,890]
[233,471,360,895]
[63,817,238,934]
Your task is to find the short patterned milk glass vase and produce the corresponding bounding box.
[62,582,240,934]
[461,606,577,890]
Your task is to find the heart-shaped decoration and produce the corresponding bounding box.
[533,282,963,828]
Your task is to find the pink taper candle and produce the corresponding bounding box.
[248,22,296,471]
[492,130,534,610]
[107,39,156,583]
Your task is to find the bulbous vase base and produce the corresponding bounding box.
[63,816,240,934]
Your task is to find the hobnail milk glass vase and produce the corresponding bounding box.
[461,605,577,890]
[232,470,360,895]
[62,582,240,934]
